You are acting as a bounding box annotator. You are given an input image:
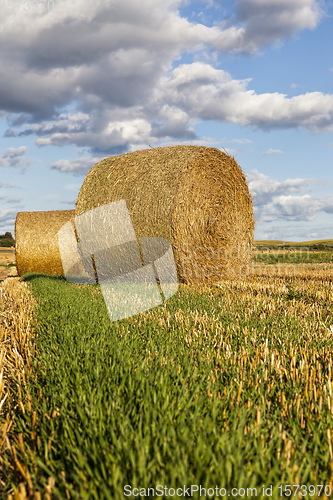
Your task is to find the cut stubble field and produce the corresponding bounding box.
[0,248,333,499]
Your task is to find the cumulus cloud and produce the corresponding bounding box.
[248,169,320,204]
[0,146,33,168]
[2,146,27,157]
[9,58,333,160]
[0,209,17,229]
[254,222,332,242]
[0,0,330,158]
[234,0,325,49]
[259,194,324,221]
[150,62,333,133]
[50,156,105,176]
[247,169,333,222]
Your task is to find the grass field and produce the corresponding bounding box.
[0,244,333,499]
[253,239,333,249]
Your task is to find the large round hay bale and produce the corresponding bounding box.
[15,210,75,277]
[75,145,256,285]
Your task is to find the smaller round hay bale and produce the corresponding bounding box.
[15,210,75,277]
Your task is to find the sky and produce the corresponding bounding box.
[0,0,333,243]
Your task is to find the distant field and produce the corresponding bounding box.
[254,239,333,248]
[0,249,16,270]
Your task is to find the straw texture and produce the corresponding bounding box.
[76,145,255,285]
[15,210,75,277]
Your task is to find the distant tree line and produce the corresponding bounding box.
[0,232,15,247]
[256,242,332,251]
[311,243,331,250]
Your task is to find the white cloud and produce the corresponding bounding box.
[106,119,152,143]
[0,146,33,168]
[290,83,300,88]
[247,169,333,222]
[151,62,333,133]
[235,0,326,49]
[9,59,333,155]
[257,193,333,221]
[0,209,17,228]
[248,169,323,204]
[50,156,105,176]
[0,0,330,158]
[254,222,332,242]
[2,146,27,157]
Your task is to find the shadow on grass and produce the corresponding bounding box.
[21,272,100,289]
[21,272,69,282]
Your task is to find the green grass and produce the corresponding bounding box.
[254,239,333,248]
[2,272,333,499]
[252,250,333,265]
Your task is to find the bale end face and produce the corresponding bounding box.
[15,210,76,277]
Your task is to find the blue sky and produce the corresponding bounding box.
[0,0,332,242]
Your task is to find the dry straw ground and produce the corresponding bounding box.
[0,276,38,497]
[75,145,256,285]
[15,210,75,277]
[0,258,333,498]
